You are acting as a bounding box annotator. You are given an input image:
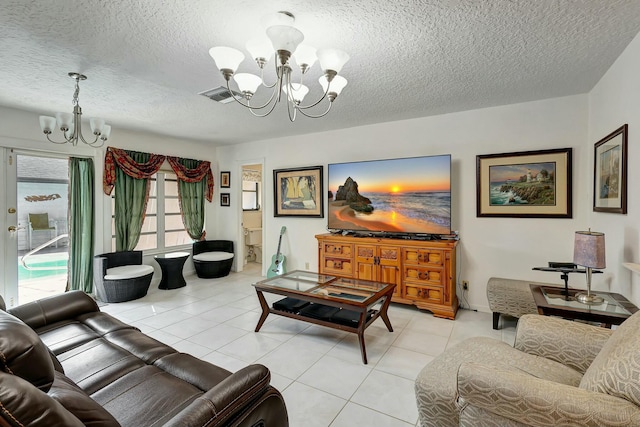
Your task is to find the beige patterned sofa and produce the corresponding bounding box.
[415,312,640,426]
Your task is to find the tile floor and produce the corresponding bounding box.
[100,263,518,427]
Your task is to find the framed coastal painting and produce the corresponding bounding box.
[273,166,324,217]
[476,148,572,218]
[593,124,627,214]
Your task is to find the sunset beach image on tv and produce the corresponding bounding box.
[327,155,451,235]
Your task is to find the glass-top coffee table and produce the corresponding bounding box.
[253,270,396,364]
[530,284,638,327]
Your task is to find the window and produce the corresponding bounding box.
[111,171,192,251]
[242,180,260,210]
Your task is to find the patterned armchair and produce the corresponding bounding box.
[415,313,640,426]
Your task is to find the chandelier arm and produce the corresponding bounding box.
[45,134,73,145]
[296,81,330,110]
[247,97,280,117]
[296,100,332,119]
[258,60,278,89]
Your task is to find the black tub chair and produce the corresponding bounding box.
[192,240,235,278]
[93,251,154,302]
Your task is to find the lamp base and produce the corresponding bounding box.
[575,292,604,305]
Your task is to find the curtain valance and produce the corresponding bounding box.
[103,147,214,202]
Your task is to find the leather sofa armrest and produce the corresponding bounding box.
[8,290,99,329]
[163,364,288,427]
[457,362,640,427]
[514,314,612,373]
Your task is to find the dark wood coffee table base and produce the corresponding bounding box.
[254,284,395,364]
[530,285,637,327]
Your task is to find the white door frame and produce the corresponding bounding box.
[236,158,265,274]
[1,148,19,308]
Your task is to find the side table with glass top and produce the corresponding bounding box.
[530,284,638,327]
[154,251,190,290]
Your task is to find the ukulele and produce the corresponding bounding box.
[267,226,287,278]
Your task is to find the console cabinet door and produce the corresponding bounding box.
[378,245,401,297]
[355,244,376,281]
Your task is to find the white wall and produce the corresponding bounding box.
[588,32,640,306]
[216,94,590,311]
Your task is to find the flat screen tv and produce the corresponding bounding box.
[327,155,451,237]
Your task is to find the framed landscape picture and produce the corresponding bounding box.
[476,148,572,218]
[273,166,324,217]
[593,124,627,214]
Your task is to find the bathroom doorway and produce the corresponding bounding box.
[241,164,264,270]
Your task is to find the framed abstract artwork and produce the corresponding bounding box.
[593,124,628,214]
[273,166,324,217]
[476,148,572,218]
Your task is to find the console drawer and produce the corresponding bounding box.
[403,266,442,285]
[322,242,353,258]
[323,258,352,276]
[404,284,443,304]
[403,248,444,266]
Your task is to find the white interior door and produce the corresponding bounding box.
[1,148,19,308]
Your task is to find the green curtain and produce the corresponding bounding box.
[177,158,206,240]
[115,151,150,251]
[67,157,95,293]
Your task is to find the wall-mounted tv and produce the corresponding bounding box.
[327,155,451,237]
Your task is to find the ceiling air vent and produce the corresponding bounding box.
[198,86,242,104]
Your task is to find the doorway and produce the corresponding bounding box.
[3,151,69,307]
[240,163,264,272]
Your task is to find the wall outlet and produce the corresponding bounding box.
[305,262,310,270]
[462,281,469,291]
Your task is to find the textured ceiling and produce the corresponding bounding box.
[1,1,640,146]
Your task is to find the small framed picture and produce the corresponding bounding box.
[220,192,230,207]
[220,171,231,188]
[273,166,324,217]
[593,124,628,214]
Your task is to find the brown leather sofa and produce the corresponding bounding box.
[0,291,288,427]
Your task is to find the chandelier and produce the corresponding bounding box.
[39,72,111,147]
[209,11,349,121]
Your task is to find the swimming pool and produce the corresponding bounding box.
[19,253,68,280]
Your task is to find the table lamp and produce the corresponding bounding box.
[573,230,606,304]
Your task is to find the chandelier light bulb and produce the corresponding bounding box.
[39,116,56,133]
[234,73,263,96]
[209,46,245,75]
[283,83,309,103]
[295,44,318,73]
[246,38,274,66]
[266,25,304,58]
[320,75,348,96]
[317,48,350,74]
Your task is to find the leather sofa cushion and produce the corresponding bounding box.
[193,251,234,262]
[0,310,54,392]
[9,290,99,330]
[105,264,154,280]
[580,310,640,406]
[36,320,101,355]
[0,371,84,427]
[48,371,120,427]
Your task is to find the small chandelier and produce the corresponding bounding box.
[39,72,111,147]
[209,11,349,121]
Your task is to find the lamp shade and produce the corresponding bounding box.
[55,112,73,130]
[234,73,262,94]
[246,37,274,61]
[317,48,350,74]
[101,125,112,140]
[320,75,348,95]
[282,83,309,103]
[266,25,304,54]
[209,46,245,72]
[90,118,105,134]
[39,116,56,133]
[573,231,606,269]
[294,44,317,68]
